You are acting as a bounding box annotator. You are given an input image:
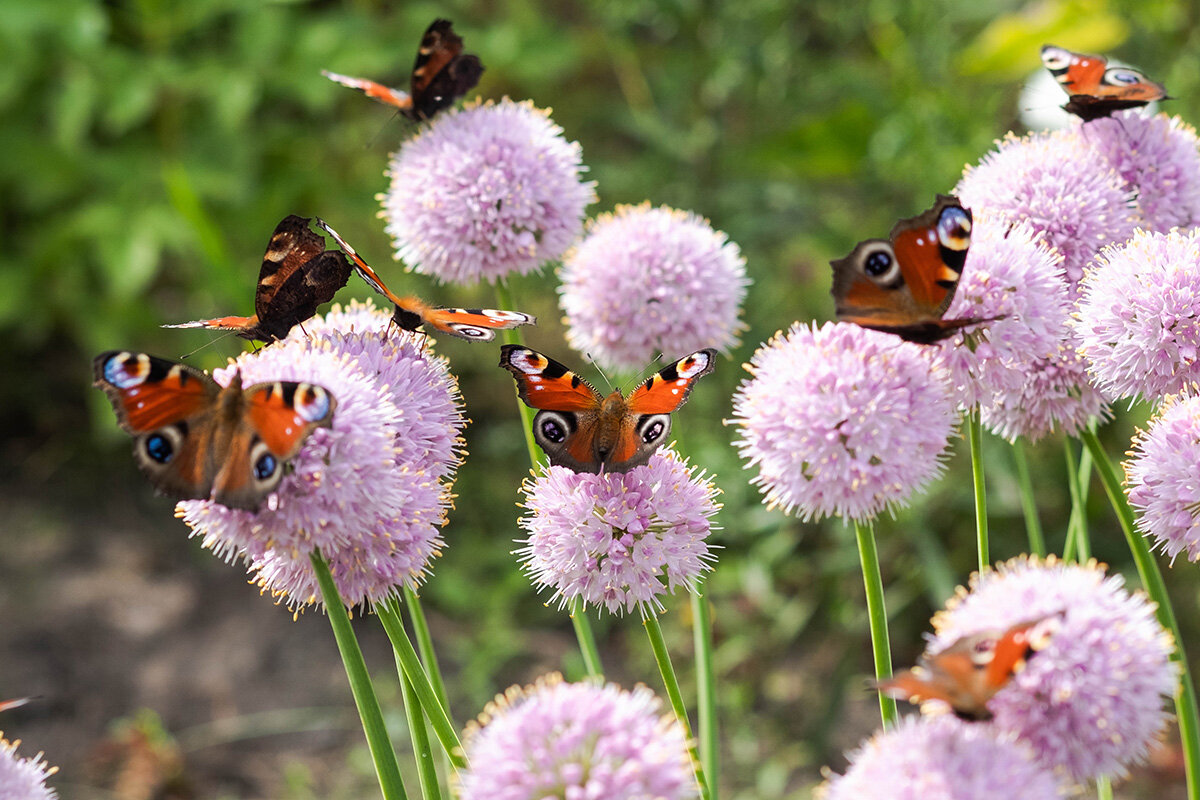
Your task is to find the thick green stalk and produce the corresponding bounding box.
[310,552,408,800]
[1097,775,1113,800]
[493,281,605,679]
[403,587,452,717]
[1080,428,1200,800]
[1063,441,1093,561]
[691,587,719,800]
[400,670,441,800]
[1011,440,1045,556]
[854,520,897,727]
[968,413,989,571]
[644,613,711,800]
[377,599,468,770]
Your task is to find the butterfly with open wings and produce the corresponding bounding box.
[499,346,716,473]
[874,612,1063,721]
[93,351,335,511]
[830,195,999,344]
[164,215,351,342]
[323,19,484,121]
[316,219,535,341]
[1041,44,1167,122]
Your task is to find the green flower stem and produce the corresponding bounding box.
[309,551,408,800]
[569,596,604,679]
[644,613,711,800]
[493,281,605,680]
[1097,775,1113,800]
[1011,440,1045,557]
[854,520,897,727]
[1063,440,1092,561]
[1080,428,1200,800]
[377,599,468,770]
[403,587,452,718]
[691,587,719,800]
[968,412,989,571]
[399,669,441,800]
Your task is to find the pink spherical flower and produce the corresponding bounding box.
[559,203,749,372]
[930,557,1177,782]
[1127,390,1200,561]
[819,716,1064,800]
[1078,229,1200,402]
[380,98,596,285]
[956,129,1137,291]
[177,303,465,610]
[1083,111,1200,233]
[517,451,718,616]
[730,322,958,521]
[930,213,1070,409]
[457,675,697,800]
[0,736,57,799]
[979,338,1110,442]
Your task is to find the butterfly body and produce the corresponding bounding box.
[875,613,1062,721]
[831,195,997,343]
[93,351,335,511]
[323,19,483,121]
[499,346,716,473]
[315,219,535,341]
[165,215,351,342]
[1041,45,1167,121]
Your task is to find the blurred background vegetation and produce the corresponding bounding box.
[3,0,1200,796]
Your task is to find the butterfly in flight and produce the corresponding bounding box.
[499,346,716,473]
[93,351,335,511]
[1041,44,1167,121]
[830,195,998,344]
[164,215,351,342]
[323,19,484,121]
[316,219,534,341]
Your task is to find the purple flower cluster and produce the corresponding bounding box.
[380,98,596,285]
[819,716,1063,800]
[730,321,957,521]
[930,557,1177,782]
[1127,390,1200,561]
[457,675,697,800]
[1078,229,1200,402]
[0,736,57,800]
[930,213,1070,410]
[517,452,719,616]
[559,203,749,372]
[177,301,465,610]
[979,342,1111,442]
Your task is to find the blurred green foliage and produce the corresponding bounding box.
[6,0,1200,796]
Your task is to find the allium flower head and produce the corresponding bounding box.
[177,302,465,610]
[458,675,697,800]
[956,129,1137,290]
[818,716,1063,800]
[931,556,1177,782]
[0,736,57,800]
[1127,389,1200,561]
[979,339,1110,442]
[380,98,596,285]
[730,321,958,521]
[1084,111,1200,232]
[1078,229,1200,401]
[517,451,719,616]
[558,203,749,372]
[931,214,1070,408]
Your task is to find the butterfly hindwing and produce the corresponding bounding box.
[94,351,335,511]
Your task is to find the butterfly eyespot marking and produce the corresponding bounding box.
[449,323,492,340]
[1105,68,1143,86]
[864,249,893,278]
[104,352,152,388]
[254,452,278,481]
[1040,45,1072,70]
[144,433,174,464]
[532,411,574,448]
[637,414,671,445]
[937,207,972,251]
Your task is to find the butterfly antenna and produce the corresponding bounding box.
[178,330,239,360]
[584,352,617,392]
[624,352,666,393]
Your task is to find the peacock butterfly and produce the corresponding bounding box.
[874,613,1062,721]
[322,19,484,121]
[93,351,335,511]
[164,215,351,342]
[1041,44,1167,122]
[315,219,535,341]
[499,346,716,473]
[830,195,998,344]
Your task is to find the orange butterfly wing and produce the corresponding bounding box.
[321,71,414,111]
[498,346,602,412]
[626,350,718,415]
